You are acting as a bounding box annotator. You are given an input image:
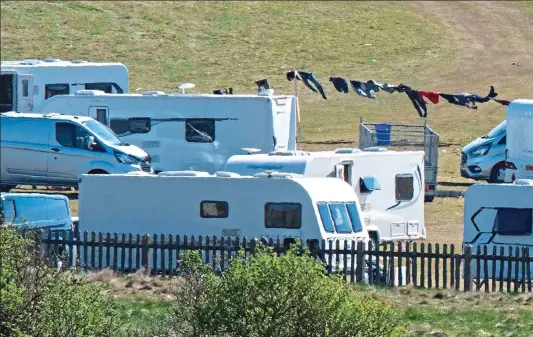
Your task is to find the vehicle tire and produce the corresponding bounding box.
[87,169,109,175]
[488,161,506,184]
[0,185,16,192]
[424,195,435,203]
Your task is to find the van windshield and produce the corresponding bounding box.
[82,120,128,146]
[484,120,506,139]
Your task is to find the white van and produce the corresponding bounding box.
[0,112,153,191]
[1,192,73,231]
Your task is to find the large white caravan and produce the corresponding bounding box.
[35,90,297,173]
[0,58,129,113]
[504,99,533,182]
[463,179,533,281]
[223,148,426,242]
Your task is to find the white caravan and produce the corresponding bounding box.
[504,99,533,182]
[223,148,426,242]
[463,179,533,281]
[0,112,152,191]
[0,58,129,113]
[78,171,370,271]
[34,90,298,173]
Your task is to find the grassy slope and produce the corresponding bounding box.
[2,1,533,247]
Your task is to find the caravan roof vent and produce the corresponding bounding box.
[71,60,88,64]
[142,90,166,96]
[43,58,61,63]
[214,171,241,178]
[157,170,211,177]
[75,89,106,96]
[363,147,388,152]
[334,148,362,154]
[254,171,297,179]
[514,179,533,186]
[19,59,41,65]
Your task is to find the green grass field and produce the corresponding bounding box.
[2,1,533,245]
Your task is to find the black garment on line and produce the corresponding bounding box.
[329,77,349,93]
[439,86,498,110]
[396,84,428,118]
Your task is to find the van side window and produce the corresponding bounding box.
[47,199,69,221]
[200,201,228,218]
[55,122,91,149]
[22,79,29,97]
[110,119,129,135]
[498,135,506,145]
[395,174,414,201]
[129,118,151,133]
[265,203,301,229]
[185,119,215,143]
[1,200,16,223]
[317,202,335,233]
[495,208,532,236]
[45,83,69,99]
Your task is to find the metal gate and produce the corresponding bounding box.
[359,117,440,202]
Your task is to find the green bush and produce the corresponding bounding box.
[168,242,406,337]
[0,225,122,337]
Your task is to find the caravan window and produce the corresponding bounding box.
[185,119,215,143]
[329,203,353,234]
[129,118,151,133]
[11,197,46,224]
[1,200,16,223]
[395,174,414,201]
[110,119,129,135]
[22,79,29,97]
[45,83,69,99]
[55,122,91,149]
[85,82,124,94]
[47,199,68,221]
[495,208,533,236]
[346,202,363,233]
[317,203,335,233]
[200,201,228,218]
[265,203,301,229]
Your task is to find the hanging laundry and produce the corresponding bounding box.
[350,80,380,99]
[395,84,428,118]
[329,77,349,93]
[419,91,440,104]
[493,98,511,106]
[369,80,398,94]
[286,70,327,100]
[439,86,497,110]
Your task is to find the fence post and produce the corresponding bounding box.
[141,234,151,274]
[463,245,473,292]
[355,241,365,283]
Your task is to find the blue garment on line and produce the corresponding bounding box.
[350,80,380,99]
[299,71,327,100]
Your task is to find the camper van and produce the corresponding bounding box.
[463,179,533,281]
[223,148,426,242]
[460,120,507,183]
[34,90,298,173]
[0,58,129,113]
[504,99,533,183]
[1,192,73,231]
[0,112,152,191]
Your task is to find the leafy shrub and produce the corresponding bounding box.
[0,225,122,337]
[167,242,406,337]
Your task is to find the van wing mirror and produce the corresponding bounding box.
[86,136,96,150]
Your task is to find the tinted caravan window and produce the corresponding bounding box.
[495,208,533,236]
[265,203,301,229]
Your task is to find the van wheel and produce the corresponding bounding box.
[0,185,16,192]
[88,169,109,175]
[488,162,506,184]
[424,195,435,202]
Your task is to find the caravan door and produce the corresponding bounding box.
[17,74,34,113]
[88,106,109,126]
[272,97,293,151]
[0,71,16,112]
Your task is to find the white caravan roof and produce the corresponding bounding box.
[1,58,126,69]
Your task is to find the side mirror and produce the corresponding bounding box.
[86,136,96,150]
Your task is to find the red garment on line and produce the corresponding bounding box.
[419,91,440,104]
[493,98,511,106]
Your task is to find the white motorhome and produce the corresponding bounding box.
[0,112,152,191]
[463,179,533,281]
[223,148,426,242]
[504,99,533,182]
[34,90,298,173]
[0,58,129,113]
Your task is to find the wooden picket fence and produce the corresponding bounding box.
[38,230,533,293]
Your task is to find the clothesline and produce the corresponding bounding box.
[285,69,512,118]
